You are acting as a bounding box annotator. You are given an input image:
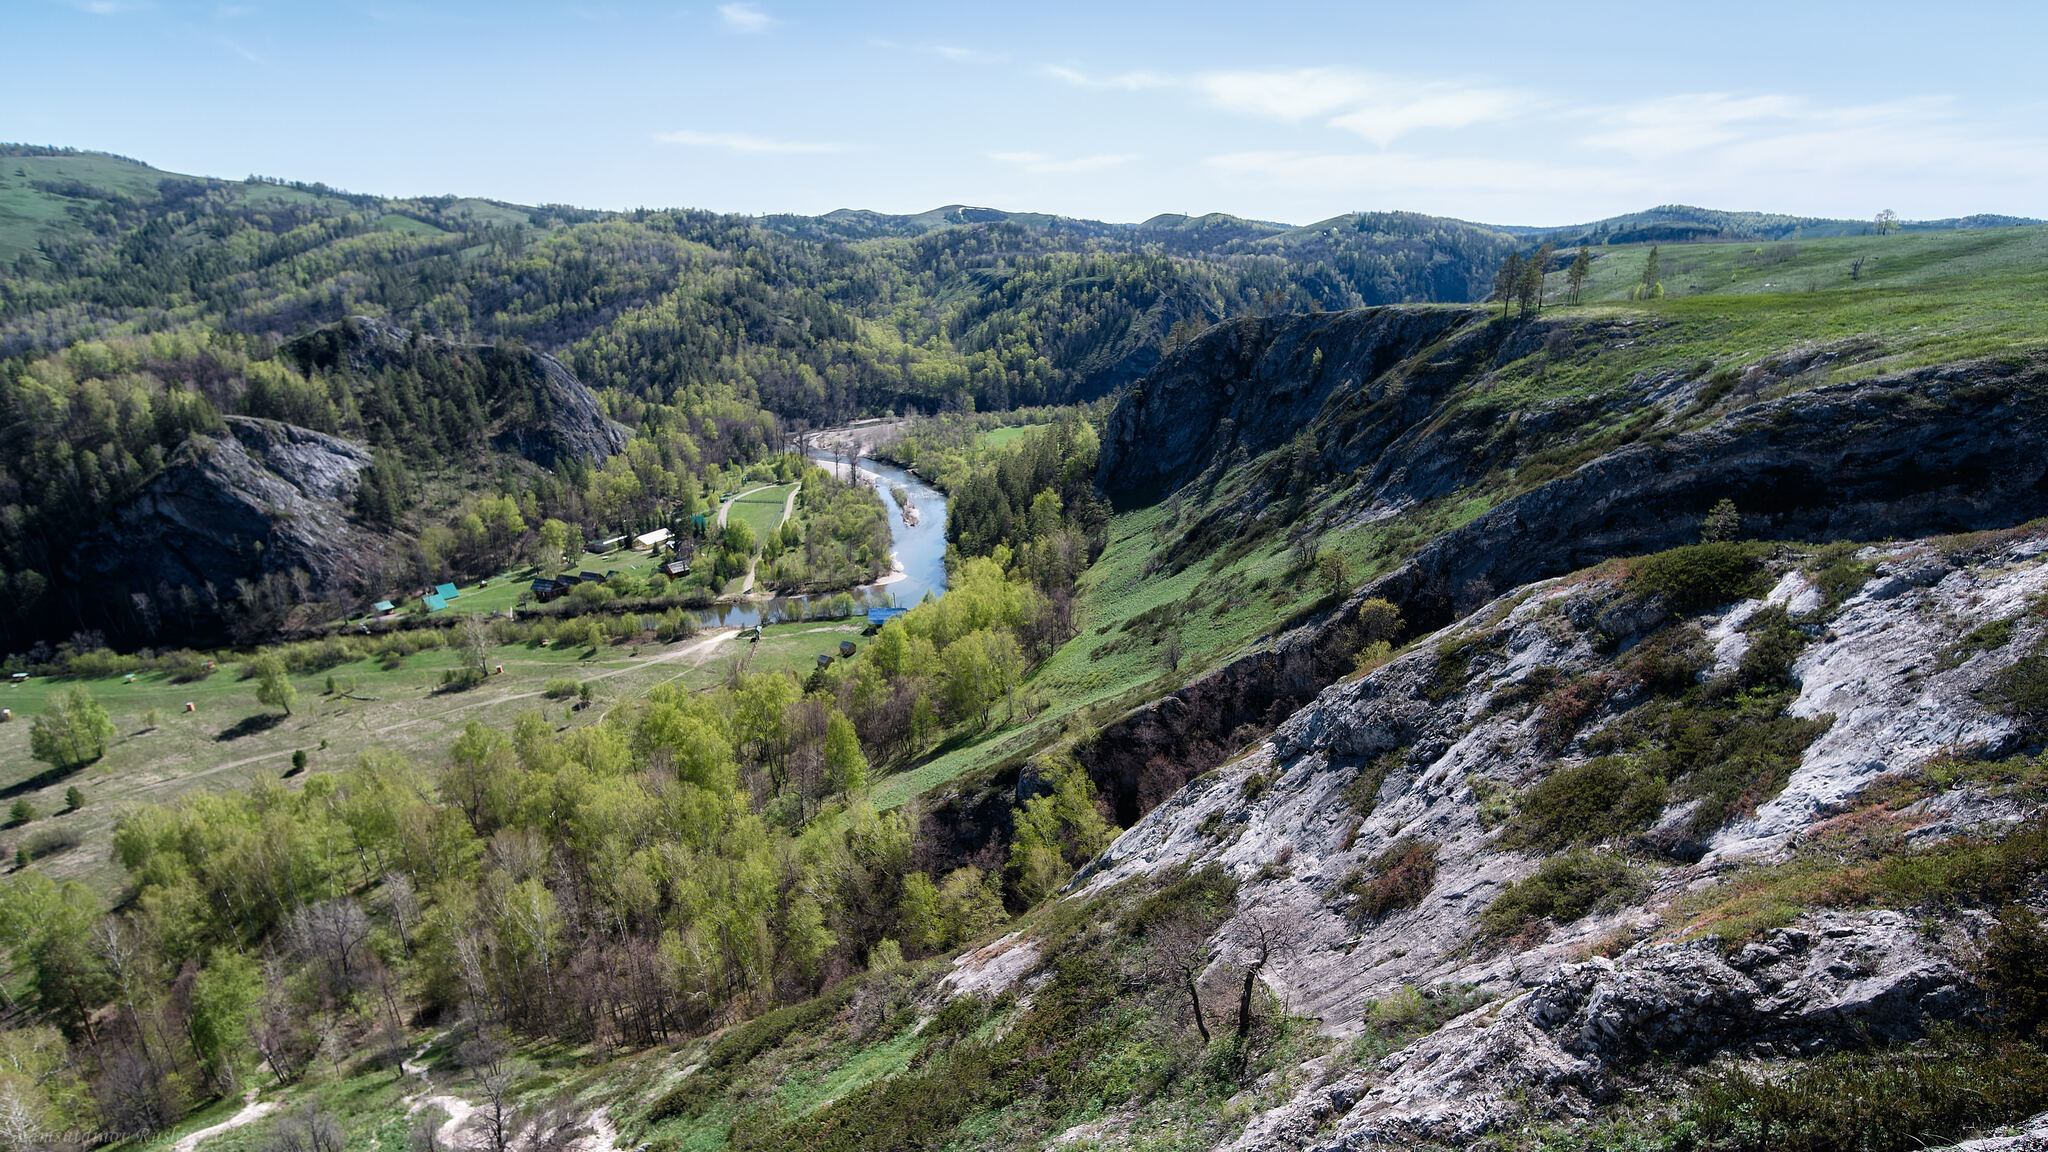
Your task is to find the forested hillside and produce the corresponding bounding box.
[0,145,1522,415]
[0,144,1543,650]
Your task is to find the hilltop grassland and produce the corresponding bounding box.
[1553,225,2048,374]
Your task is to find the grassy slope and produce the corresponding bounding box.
[0,618,883,894]
[1559,226,2048,374]
[0,154,172,260]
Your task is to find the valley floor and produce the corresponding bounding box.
[0,620,882,892]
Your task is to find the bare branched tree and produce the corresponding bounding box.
[1150,911,1215,1043]
[459,614,492,681]
[1228,906,1298,1074]
[288,898,372,1000]
[261,1104,345,1152]
[407,1105,446,1152]
[521,1102,594,1152]
[253,953,310,1084]
[459,1032,527,1152]
[384,872,419,957]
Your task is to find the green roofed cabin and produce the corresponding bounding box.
[434,582,460,600]
[422,594,448,612]
[373,600,396,613]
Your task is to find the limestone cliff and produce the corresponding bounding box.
[1022,529,2048,1146]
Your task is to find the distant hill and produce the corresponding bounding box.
[1499,203,2044,245]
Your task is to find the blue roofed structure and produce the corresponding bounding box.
[422,594,448,612]
[434,582,460,600]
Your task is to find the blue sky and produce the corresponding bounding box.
[9,0,2047,226]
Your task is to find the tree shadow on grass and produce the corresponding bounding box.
[216,713,285,742]
[1,762,86,801]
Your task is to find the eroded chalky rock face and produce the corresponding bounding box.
[1224,912,1979,1152]
[1527,912,1975,1065]
[1714,536,2048,860]
[1066,530,2048,1152]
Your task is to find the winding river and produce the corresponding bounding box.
[685,454,948,628]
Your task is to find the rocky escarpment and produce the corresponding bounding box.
[1098,308,1484,507]
[1078,347,2048,828]
[1233,914,1981,1149]
[1033,530,2048,1146]
[497,344,630,467]
[286,316,628,468]
[77,416,397,643]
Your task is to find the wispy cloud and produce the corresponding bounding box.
[1578,92,1806,159]
[1206,149,1614,199]
[1195,68,1378,120]
[1203,87,2048,222]
[214,35,267,65]
[1043,64,1174,91]
[1328,88,1524,148]
[717,2,773,32]
[989,151,1136,174]
[1049,64,1526,147]
[1197,67,1527,145]
[654,129,848,154]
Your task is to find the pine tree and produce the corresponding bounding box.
[1492,253,1525,318]
[1517,243,1556,318]
[1637,245,1663,300]
[1701,499,1742,543]
[1566,245,1592,303]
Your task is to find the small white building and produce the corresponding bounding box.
[634,528,673,550]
